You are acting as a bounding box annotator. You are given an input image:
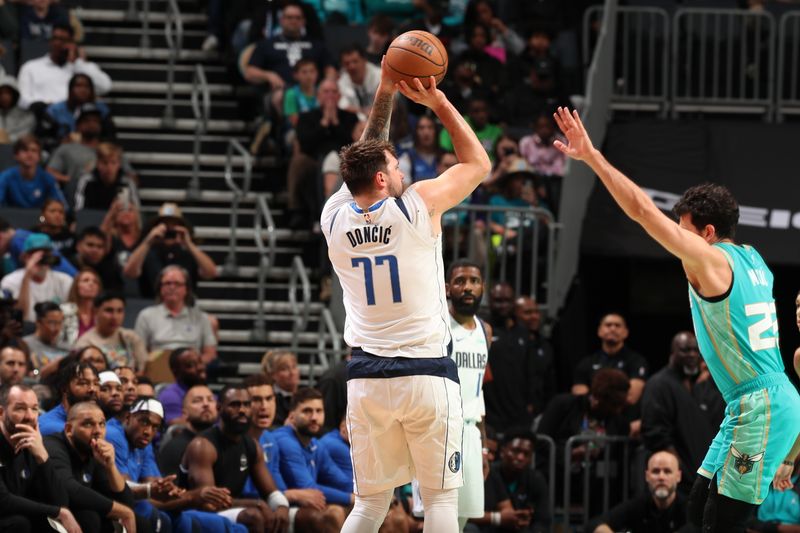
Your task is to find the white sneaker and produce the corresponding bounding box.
[201,34,219,52]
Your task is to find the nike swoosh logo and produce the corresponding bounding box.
[240,466,248,471]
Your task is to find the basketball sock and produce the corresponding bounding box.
[419,486,459,533]
[340,489,394,533]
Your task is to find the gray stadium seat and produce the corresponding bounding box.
[74,208,106,231]
[1,207,40,229]
[123,297,152,329]
[20,39,49,66]
[324,23,368,65]
[0,144,15,170]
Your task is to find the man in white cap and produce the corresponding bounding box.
[96,369,128,455]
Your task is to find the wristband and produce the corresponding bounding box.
[783,460,795,466]
[490,512,501,526]
[267,490,290,510]
[146,482,152,499]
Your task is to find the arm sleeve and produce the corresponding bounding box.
[0,459,62,518]
[630,353,649,380]
[74,60,112,95]
[277,438,350,505]
[640,380,677,452]
[93,461,135,508]
[45,437,116,515]
[108,431,131,477]
[573,357,592,386]
[316,445,352,494]
[268,444,288,492]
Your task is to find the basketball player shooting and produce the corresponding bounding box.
[552,107,800,532]
[321,57,491,533]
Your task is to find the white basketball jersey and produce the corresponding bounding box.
[321,185,451,358]
[450,315,488,422]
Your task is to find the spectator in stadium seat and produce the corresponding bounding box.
[135,375,155,399]
[94,370,128,462]
[0,383,82,532]
[17,24,112,110]
[287,79,358,228]
[273,388,352,530]
[245,3,335,117]
[30,198,75,254]
[113,366,138,411]
[63,345,109,374]
[74,292,148,372]
[456,0,526,60]
[23,300,69,376]
[73,142,138,211]
[123,202,218,298]
[316,351,349,435]
[100,199,142,276]
[641,331,724,495]
[747,456,800,533]
[483,282,539,435]
[1,233,73,322]
[794,290,800,381]
[0,135,66,208]
[439,96,502,163]
[42,402,140,533]
[38,359,99,436]
[135,265,218,364]
[181,385,290,532]
[501,60,566,129]
[158,347,208,425]
[364,14,394,65]
[474,427,551,532]
[0,76,35,144]
[19,0,69,40]
[58,267,101,349]
[337,44,381,121]
[586,450,694,533]
[318,416,352,482]
[283,58,319,130]
[0,340,29,385]
[398,0,458,48]
[68,226,123,292]
[157,384,217,476]
[262,350,300,427]
[453,23,506,94]
[519,114,566,177]
[47,73,115,142]
[514,296,557,417]
[398,114,440,186]
[439,53,492,114]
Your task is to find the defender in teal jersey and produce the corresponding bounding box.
[552,107,800,533]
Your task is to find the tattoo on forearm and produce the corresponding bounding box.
[361,92,394,142]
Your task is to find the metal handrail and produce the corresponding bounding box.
[221,139,253,275]
[288,255,312,353]
[126,0,151,47]
[187,63,210,199]
[161,0,183,128]
[562,434,632,531]
[536,434,557,533]
[252,193,277,342]
[309,308,341,387]
[777,12,800,121]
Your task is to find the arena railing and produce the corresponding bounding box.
[221,139,254,276]
[561,434,633,531]
[252,193,277,343]
[288,255,312,354]
[127,0,151,49]
[535,434,557,533]
[308,308,343,387]
[443,204,560,318]
[583,5,670,115]
[161,0,183,128]
[777,11,800,121]
[672,8,776,119]
[187,63,210,199]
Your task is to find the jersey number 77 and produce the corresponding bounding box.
[351,255,403,305]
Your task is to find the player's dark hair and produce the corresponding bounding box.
[243,373,274,388]
[56,360,99,395]
[501,426,537,448]
[672,183,739,240]
[34,301,62,320]
[290,387,323,411]
[598,312,626,328]
[76,226,106,244]
[52,23,75,38]
[340,139,396,196]
[1,337,30,363]
[340,43,366,59]
[446,259,483,283]
[590,368,630,407]
[292,57,317,72]
[93,291,125,309]
[218,384,249,405]
[0,383,33,408]
[168,347,193,373]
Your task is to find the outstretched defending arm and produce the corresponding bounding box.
[552,107,729,293]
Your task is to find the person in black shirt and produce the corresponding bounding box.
[587,450,697,533]
[317,352,349,434]
[43,401,140,533]
[69,226,124,291]
[0,383,81,532]
[182,384,289,532]
[157,384,217,477]
[73,142,139,211]
[476,427,551,532]
[514,296,557,416]
[641,331,725,495]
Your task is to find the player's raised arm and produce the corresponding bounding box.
[360,57,397,142]
[553,107,725,275]
[398,77,491,219]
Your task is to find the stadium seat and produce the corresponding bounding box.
[1,207,39,229]
[74,208,106,231]
[20,39,49,65]
[324,23,369,64]
[0,143,15,170]
[123,297,152,329]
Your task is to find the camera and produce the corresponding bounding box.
[37,253,61,267]
[164,230,178,240]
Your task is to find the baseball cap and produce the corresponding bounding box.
[23,233,53,253]
[155,202,185,225]
[130,398,165,419]
[98,371,121,385]
[74,103,102,122]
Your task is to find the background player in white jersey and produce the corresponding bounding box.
[321,58,492,533]
[412,258,492,531]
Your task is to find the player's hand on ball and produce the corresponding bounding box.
[553,106,596,161]
[396,77,444,110]
[378,56,398,93]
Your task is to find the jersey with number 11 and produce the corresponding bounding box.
[688,243,785,398]
[321,186,451,359]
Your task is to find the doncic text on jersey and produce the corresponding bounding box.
[346,224,392,248]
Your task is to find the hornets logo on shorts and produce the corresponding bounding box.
[448,451,461,473]
[731,446,764,476]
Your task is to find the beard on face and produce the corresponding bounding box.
[452,293,481,316]
[189,414,215,432]
[652,484,674,501]
[2,416,21,436]
[99,401,122,420]
[66,389,93,407]
[297,422,320,439]
[72,434,93,456]
[221,411,249,435]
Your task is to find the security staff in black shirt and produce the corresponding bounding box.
[587,450,698,533]
[44,401,142,533]
[0,383,81,532]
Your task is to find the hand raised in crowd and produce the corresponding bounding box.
[90,438,115,469]
[172,224,193,245]
[24,250,44,274]
[9,423,48,463]
[145,223,167,244]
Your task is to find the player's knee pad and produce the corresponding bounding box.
[351,489,394,523]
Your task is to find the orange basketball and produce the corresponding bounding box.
[385,31,448,88]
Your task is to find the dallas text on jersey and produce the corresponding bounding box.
[453,350,487,370]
